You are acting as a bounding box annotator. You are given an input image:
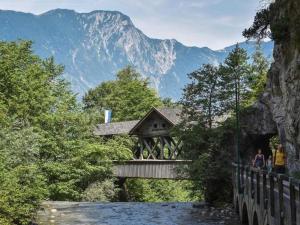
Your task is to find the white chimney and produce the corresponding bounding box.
[104,110,112,124]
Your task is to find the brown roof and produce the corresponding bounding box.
[156,107,182,125]
[129,107,182,135]
[94,120,139,136]
[94,107,182,136]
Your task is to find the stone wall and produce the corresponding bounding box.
[240,0,300,172]
[265,0,300,172]
[233,12,300,209]
[239,99,277,162]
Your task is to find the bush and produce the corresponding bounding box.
[125,179,197,202]
[82,179,119,202]
[0,165,48,225]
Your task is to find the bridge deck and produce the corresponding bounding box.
[113,160,192,179]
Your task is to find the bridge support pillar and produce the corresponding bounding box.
[116,177,129,202]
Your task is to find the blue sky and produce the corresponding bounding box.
[0,0,261,49]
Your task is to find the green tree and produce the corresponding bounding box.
[0,41,134,224]
[0,41,69,127]
[181,64,222,128]
[242,8,271,41]
[246,45,270,105]
[178,45,252,204]
[125,179,197,202]
[161,97,178,107]
[83,66,162,121]
[243,0,297,44]
[219,44,251,109]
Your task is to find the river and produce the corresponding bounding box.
[37,201,241,225]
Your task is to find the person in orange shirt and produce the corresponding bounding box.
[273,144,286,174]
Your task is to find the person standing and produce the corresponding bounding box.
[266,155,273,173]
[273,144,286,174]
[253,149,265,169]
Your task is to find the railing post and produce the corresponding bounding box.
[245,166,249,195]
[262,171,268,209]
[241,166,244,193]
[269,173,275,217]
[232,165,236,190]
[278,175,284,225]
[289,178,297,225]
[256,171,260,205]
[251,169,255,199]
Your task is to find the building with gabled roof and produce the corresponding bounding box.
[94,107,182,159]
[94,107,182,136]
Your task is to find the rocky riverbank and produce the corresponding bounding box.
[191,203,241,225]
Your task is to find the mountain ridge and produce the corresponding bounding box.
[0,9,273,99]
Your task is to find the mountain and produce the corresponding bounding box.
[0,9,274,100]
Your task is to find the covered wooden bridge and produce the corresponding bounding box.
[94,107,190,179]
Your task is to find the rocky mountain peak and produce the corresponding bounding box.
[0,9,273,100]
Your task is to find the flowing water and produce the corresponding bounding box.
[37,201,241,225]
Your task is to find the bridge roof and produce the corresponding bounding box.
[156,107,182,125]
[94,120,139,136]
[129,107,182,135]
[94,107,182,136]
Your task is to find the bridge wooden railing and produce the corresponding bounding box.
[232,163,300,225]
[113,160,192,179]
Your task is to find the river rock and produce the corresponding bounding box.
[192,202,206,208]
[50,209,57,213]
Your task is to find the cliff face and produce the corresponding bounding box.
[265,0,300,172]
[240,0,300,172]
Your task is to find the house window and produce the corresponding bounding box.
[153,123,158,128]
[162,123,166,128]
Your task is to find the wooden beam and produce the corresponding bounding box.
[167,137,183,159]
[163,137,174,159]
[160,137,164,159]
[138,137,144,159]
[143,138,157,159]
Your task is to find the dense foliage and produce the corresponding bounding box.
[244,0,300,46]
[182,64,222,128]
[83,66,162,121]
[243,8,271,41]
[0,41,195,224]
[126,179,197,202]
[0,41,132,224]
[0,38,271,224]
[179,45,269,204]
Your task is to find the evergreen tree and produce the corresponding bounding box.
[246,44,270,105]
[219,44,251,110]
[178,45,252,204]
[181,64,222,128]
[242,8,271,41]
